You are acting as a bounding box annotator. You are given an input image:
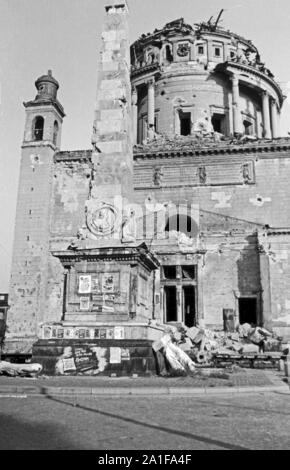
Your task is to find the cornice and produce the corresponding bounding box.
[218,61,284,105]
[54,150,92,163]
[23,98,65,118]
[133,140,290,160]
[53,140,290,164]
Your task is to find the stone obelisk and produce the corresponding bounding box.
[86,0,134,244]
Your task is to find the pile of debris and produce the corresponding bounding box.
[0,361,42,378]
[153,323,287,375]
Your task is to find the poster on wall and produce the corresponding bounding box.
[80,297,90,311]
[121,349,130,361]
[78,275,92,294]
[110,347,121,364]
[55,346,99,375]
[92,277,100,293]
[102,273,115,293]
[114,327,125,340]
[43,327,52,340]
[64,328,75,339]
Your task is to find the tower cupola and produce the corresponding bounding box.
[35,70,59,101]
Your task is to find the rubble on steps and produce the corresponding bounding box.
[153,323,288,375]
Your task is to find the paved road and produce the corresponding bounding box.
[0,392,289,450]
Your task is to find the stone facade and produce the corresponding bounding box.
[5,7,290,367]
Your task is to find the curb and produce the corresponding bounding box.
[0,384,289,397]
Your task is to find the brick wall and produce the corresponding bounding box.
[7,145,55,351]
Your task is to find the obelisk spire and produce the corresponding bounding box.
[86,0,134,242]
[91,0,132,197]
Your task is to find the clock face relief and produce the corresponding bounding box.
[87,203,118,237]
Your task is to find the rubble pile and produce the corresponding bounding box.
[0,361,42,378]
[153,324,286,375]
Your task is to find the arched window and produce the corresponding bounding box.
[165,214,198,238]
[53,121,59,145]
[33,116,44,141]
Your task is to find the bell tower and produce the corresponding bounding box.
[6,72,65,354]
[23,70,64,148]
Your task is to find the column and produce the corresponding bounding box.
[228,92,234,136]
[207,39,213,62]
[270,98,279,138]
[177,285,182,323]
[172,42,178,61]
[147,78,155,130]
[197,256,205,326]
[190,42,196,61]
[174,108,181,135]
[224,43,230,62]
[231,75,243,135]
[259,251,272,329]
[261,91,271,138]
[132,86,138,145]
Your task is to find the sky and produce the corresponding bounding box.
[0,0,290,291]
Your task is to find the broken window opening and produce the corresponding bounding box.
[183,286,196,328]
[211,114,225,134]
[164,286,177,322]
[243,119,254,136]
[214,47,221,57]
[154,115,158,133]
[165,44,173,62]
[181,266,196,280]
[53,121,59,145]
[33,116,44,141]
[163,266,177,280]
[239,298,257,325]
[179,112,191,136]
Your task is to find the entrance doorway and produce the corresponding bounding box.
[239,297,257,325]
[183,286,196,327]
[164,286,177,322]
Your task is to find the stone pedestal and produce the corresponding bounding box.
[34,244,162,375]
[33,339,157,376]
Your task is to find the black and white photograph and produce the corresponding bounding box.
[0,0,289,453]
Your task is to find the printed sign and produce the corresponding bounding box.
[114,327,125,340]
[110,347,121,364]
[106,329,114,339]
[62,357,76,373]
[100,329,107,339]
[80,297,90,311]
[43,326,126,341]
[64,328,75,339]
[102,273,115,293]
[79,275,92,294]
[92,277,100,293]
[121,349,130,361]
[57,328,64,339]
[43,327,52,340]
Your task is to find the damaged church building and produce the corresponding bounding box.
[4,0,290,375]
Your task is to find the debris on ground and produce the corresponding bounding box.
[0,361,42,378]
[153,323,286,376]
